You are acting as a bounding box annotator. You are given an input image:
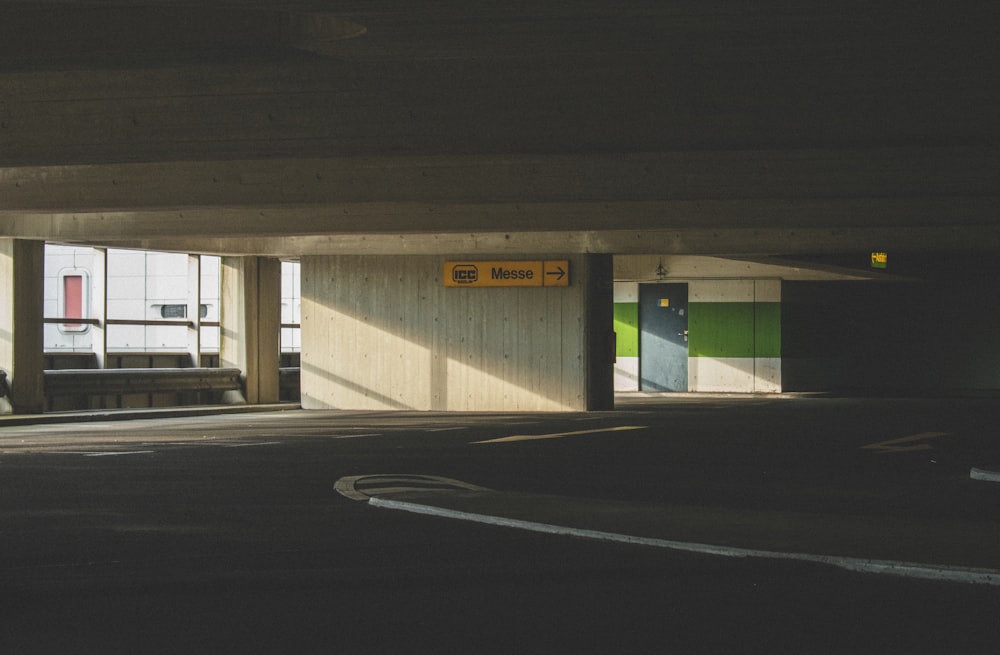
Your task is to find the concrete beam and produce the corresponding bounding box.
[47,224,1000,259]
[2,148,996,214]
[2,148,996,257]
[614,256,892,282]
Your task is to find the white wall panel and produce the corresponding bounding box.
[754,357,782,392]
[689,279,754,303]
[613,282,638,303]
[615,357,639,391]
[689,357,755,393]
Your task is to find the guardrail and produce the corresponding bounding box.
[279,367,300,399]
[44,367,243,398]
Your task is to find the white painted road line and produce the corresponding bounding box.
[83,450,156,457]
[369,497,1000,587]
[222,441,282,448]
[471,425,645,444]
[970,468,1000,483]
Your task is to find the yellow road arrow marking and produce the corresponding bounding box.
[861,432,950,454]
[472,425,646,444]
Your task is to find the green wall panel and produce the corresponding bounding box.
[689,303,754,358]
[613,303,638,357]
[754,302,782,358]
[688,302,781,358]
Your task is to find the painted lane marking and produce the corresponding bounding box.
[471,425,646,444]
[970,468,1000,483]
[83,450,156,457]
[427,427,467,432]
[222,441,281,448]
[335,474,490,502]
[368,497,1000,587]
[860,432,950,454]
[333,433,382,440]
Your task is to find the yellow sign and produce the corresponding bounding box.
[444,260,570,288]
[871,251,888,269]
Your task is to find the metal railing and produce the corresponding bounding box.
[44,367,244,397]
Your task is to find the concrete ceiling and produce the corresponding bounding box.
[1,1,998,257]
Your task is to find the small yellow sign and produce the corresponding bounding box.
[444,260,570,288]
[871,251,888,269]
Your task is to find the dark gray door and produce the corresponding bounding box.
[639,283,688,391]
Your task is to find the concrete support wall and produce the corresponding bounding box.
[0,239,44,413]
[300,254,612,411]
[583,254,615,409]
[220,256,281,404]
[688,280,781,393]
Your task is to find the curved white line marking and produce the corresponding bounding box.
[369,497,1000,587]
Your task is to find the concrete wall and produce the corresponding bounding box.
[688,280,781,393]
[301,254,609,411]
[782,257,1000,392]
[614,279,781,393]
[1,239,44,413]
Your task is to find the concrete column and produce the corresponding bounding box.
[583,254,615,410]
[186,254,202,367]
[220,256,281,404]
[91,248,108,369]
[0,239,45,414]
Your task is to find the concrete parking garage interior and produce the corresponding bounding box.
[2,1,998,414]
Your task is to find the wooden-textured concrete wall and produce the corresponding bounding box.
[301,255,604,411]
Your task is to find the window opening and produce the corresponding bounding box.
[63,274,84,329]
[158,304,210,320]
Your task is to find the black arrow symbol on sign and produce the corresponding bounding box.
[546,266,566,281]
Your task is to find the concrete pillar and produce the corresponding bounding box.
[583,254,615,410]
[220,256,281,404]
[91,248,108,369]
[0,239,45,414]
[186,254,202,367]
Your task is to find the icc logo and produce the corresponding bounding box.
[452,264,479,284]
